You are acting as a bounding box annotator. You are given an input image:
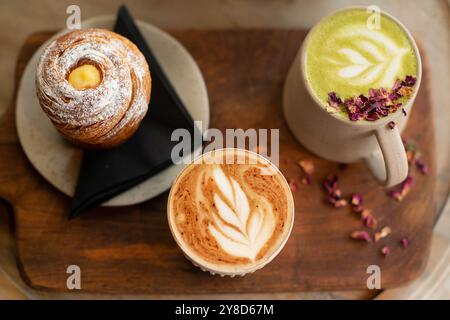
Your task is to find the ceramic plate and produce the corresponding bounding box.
[16,16,209,206]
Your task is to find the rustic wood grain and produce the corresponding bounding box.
[0,30,435,294]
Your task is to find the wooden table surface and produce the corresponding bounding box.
[0,0,449,300]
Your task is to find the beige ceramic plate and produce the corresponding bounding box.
[16,16,209,206]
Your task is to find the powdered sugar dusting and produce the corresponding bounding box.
[35,28,150,144]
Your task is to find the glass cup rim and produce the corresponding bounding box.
[166,147,295,276]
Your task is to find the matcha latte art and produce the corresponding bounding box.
[305,8,418,114]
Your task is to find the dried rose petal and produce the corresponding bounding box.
[298,160,314,175]
[368,87,385,99]
[359,94,369,103]
[406,150,416,165]
[388,121,396,129]
[351,231,372,243]
[298,160,314,185]
[374,226,391,242]
[349,112,361,121]
[415,160,429,175]
[301,175,312,185]
[351,194,363,206]
[350,194,365,213]
[334,189,342,198]
[398,86,414,98]
[393,78,403,90]
[289,178,298,192]
[355,95,367,108]
[365,112,380,121]
[392,79,403,92]
[348,112,362,121]
[323,175,338,194]
[323,175,347,208]
[388,176,413,201]
[381,246,391,256]
[388,91,400,103]
[330,198,348,208]
[344,97,363,122]
[327,92,342,108]
[362,209,378,229]
[327,192,347,207]
[344,97,357,113]
[374,104,389,117]
[403,140,419,165]
[401,237,410,248]
[404,75,417,87]
[388,190,402,201]
[327,76,415,122]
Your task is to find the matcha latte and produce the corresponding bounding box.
[304,8,418,116]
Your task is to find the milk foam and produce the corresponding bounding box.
[305,9,418,108]
[208,167,276,261]
[333,26,408,87]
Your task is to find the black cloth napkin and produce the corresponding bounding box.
[68,5,201,219]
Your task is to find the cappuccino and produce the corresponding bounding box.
[167,148,294,276]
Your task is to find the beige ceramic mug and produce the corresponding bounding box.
[283,7,422,187]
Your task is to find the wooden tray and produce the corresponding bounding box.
[0,29,435,294]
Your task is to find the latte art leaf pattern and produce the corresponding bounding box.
[329,27,408,87]
[305,9,417,108]
[208,167,276,261]
[169,149,292,272]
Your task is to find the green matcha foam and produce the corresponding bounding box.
[305,8,418,108]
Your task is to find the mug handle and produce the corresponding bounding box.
[364,125,408,187]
